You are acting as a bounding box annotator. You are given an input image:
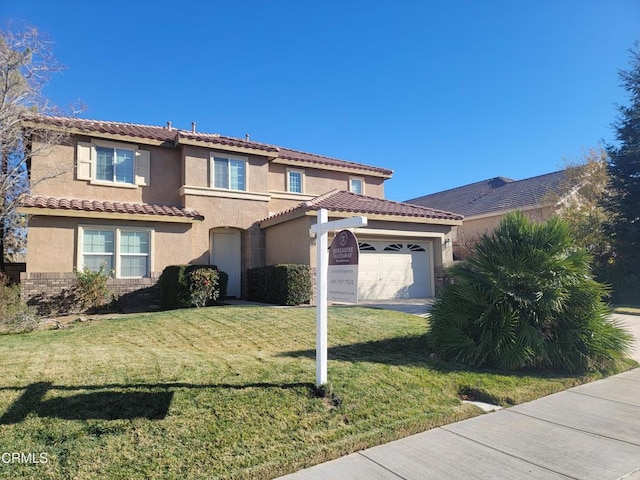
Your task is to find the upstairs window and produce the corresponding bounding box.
[96,146,135,184]
[349,177,364,194]
[76,141,150,186]
[287,169,304,193]
[213,155,246,191]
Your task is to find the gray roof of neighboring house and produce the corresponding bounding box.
[405,171,567,217]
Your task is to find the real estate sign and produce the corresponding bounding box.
[328,229,359,303]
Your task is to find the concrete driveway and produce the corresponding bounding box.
[613,313,640,362]
[357,298,434,317]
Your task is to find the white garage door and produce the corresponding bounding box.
[357,241,432,300]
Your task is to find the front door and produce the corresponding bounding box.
[211,230,241,298]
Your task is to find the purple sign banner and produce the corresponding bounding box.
[328,230,359,303]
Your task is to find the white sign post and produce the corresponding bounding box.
[310,209,367,387]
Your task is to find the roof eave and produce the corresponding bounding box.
[271,157,393,179]
[177,137,279,157]
[18,207,203,223]
[463,203,554,221]
[21,119,170,147]
[261,208,462,229]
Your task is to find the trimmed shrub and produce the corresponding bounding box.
[428,212,632,373]
[247,264,312,306]
[159,265,226,310]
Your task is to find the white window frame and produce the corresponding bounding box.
[210,152,248,191]
[77,139,150,188]
[286,168,305,194]
[95,144,136,185]
[349,176,365,194]
[78,225,155,279]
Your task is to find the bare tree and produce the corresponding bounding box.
[0,25,71,269]
[544,148,612,273]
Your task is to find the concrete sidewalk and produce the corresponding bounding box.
[279,369,640,480]
[279,314,640,480]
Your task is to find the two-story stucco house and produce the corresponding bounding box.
[19,115,462,305]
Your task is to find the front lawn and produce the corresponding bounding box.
[0,306,634,479]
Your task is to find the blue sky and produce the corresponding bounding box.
[3,1,639,201]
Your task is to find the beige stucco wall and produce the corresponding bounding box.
[264,215,313,266]
[183,195,270,264]
[182,147,269,193]
[268,163,385,198]
[30,136,182,206]
[183,145,209,188]
[458,206,552,244]
[25,215,194,273]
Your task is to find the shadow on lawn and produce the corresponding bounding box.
[0,381,314,425]
[278,334,581,380]
[280,334,434,366]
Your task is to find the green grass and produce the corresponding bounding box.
[0,306,635,479]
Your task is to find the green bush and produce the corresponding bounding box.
[0,274,39,334]
[247,264,312,306]
[428,212,632,373]
[74,266,111,310]
[159,265,226,310]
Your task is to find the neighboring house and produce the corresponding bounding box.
[406,171,567,258]
[19,115,462,305]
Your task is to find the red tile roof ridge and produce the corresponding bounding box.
[261,190,463,225]
[301,189,342,207]
[25,114,173,131]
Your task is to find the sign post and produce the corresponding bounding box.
[310,209,367,386]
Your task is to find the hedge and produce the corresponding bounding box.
[247,264,312,306]
[159,265,228,310]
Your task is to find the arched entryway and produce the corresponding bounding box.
[210,228,242,298]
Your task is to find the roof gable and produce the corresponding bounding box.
[261,190,463,228]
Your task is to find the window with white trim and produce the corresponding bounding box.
[76,140,150,186]
[287,169,304,193]
[212,154,246,191]
[80,227,152,278]
[349,177,364,194]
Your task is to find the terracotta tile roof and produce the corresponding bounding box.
[27,115,178,143]
[278,148,393,176]
[21,195,204,220]
[26,115,391,175]
[176,130,279,153]
[261,190,463,226]
[406,171,567,217]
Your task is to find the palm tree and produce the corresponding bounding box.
[428,212,631,372]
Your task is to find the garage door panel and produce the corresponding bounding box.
[357,242,431,300]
